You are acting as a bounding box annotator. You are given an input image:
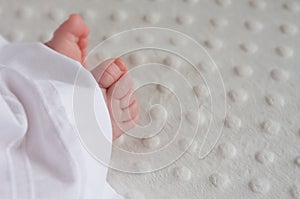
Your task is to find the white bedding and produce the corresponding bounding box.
[0,0,299,198]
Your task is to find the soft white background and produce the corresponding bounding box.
[1,0,299,198]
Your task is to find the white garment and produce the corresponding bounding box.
[0,37,123,199]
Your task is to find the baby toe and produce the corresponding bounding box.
[112,122,124,140]
[107,98,122,121]
[78,38,88,50]
[130,101,140,124]
[105,62,124,83]
[120,89,135,109]
[112,110,139,140]
[103,58,127,87]
[121,114,139,131]
[92,58,128,89]
[98,71,115,88]
[91,58,114,81]
[114,58,127,72]
[133,113,139,124]
[121,99,139,122]
[108,73,133,99]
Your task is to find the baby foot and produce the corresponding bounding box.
[45,13,138,140]
[92,59,139,140]
[45,14,89,65]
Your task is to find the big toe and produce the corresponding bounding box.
[106,73,133,100]
[55,14,89,39]
[92,58,128,89]
[45,13,89,64]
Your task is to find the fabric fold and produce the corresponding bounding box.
[0,37,123,199]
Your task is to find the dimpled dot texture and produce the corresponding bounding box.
[1,0,299,199]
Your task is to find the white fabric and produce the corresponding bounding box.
[0,37,123,199]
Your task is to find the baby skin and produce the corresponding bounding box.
[45,14,139,140]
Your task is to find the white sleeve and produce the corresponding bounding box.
[0,36,123,199]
